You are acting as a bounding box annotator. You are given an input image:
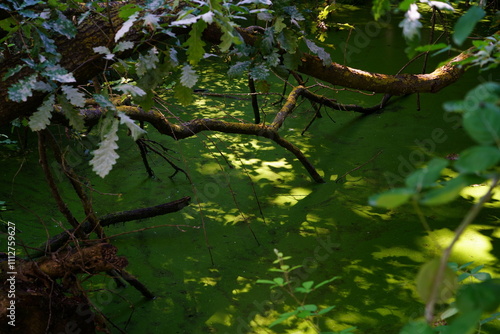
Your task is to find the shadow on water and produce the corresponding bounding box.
[1,4,500,334]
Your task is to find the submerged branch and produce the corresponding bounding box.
[30,196,191,258]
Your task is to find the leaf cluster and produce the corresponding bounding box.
[370,82,500,209]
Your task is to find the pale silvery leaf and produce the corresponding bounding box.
[33,81,53,92]
[136,47,159,76]
[170,14,198,26]
[61,85,86,107]
[180,64,198,88]
[93,94,117,110]
[399,4,422,40]
[94,46,115,59]
[257,11,273,22]
[146,0,164,10]
[115,12,139,42]
[94,46,111,54]
[200,11,214,24]
[118,112,146,141]
[114,41,135,53]
[28,94,55,131]
[420,0,454,11]
[169,47,179,66]
[115,84,146,97]
[43,64,76,83]
[143,13,161,29]
[304,39,331,66]
[238,0,273,5]
[8,74,37,102]
[90,118,120,178]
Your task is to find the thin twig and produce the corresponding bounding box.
[335,150,383,183]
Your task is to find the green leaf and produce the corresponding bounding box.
[415,43,449,52]
[269,310,298,328]
[314,276,341,290]
[298,304,318,312]
[415,259,458,304]
[398,0,414,12]
[472,272,491,281]
[480,311,500,325]
[118,3,142,19]
[183,19,207,65]
[288,265,303,272]
[420,174,484,206]
[405,158,449,190]
[28,94,55,131]
[302,281,314,290]
[399,320,437,334]
[457,279,500,313]
[317,305,336,315]
[219,30,237,52]
[458,272,471,282]
[273,277,285,286]
[440,307,459,320]
[470,264,485,274]
[174,82,193,106]
[455,145,500,173]
[372,0,391,21]
[453,6,485,46]
[283,52,301,70]
[459,261,475,270]
[368,187,413,209]
[261,28,275,54]
[274,16,286,33]
[59,94,85,132]
[278,29,298,54]
[256,279,277,285]
[463,102,500,145]
[444,309,482,334]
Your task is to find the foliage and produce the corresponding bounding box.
[0,0,342,177]
[369,81,500,209]
[369,80,500,332]
[257,249,354,334]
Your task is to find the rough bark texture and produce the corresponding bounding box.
[0,243,127,334]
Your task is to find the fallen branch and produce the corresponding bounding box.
[31,196,191,258]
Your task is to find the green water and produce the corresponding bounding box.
[1,5,500,334]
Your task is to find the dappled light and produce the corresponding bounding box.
[1,1,499,334]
